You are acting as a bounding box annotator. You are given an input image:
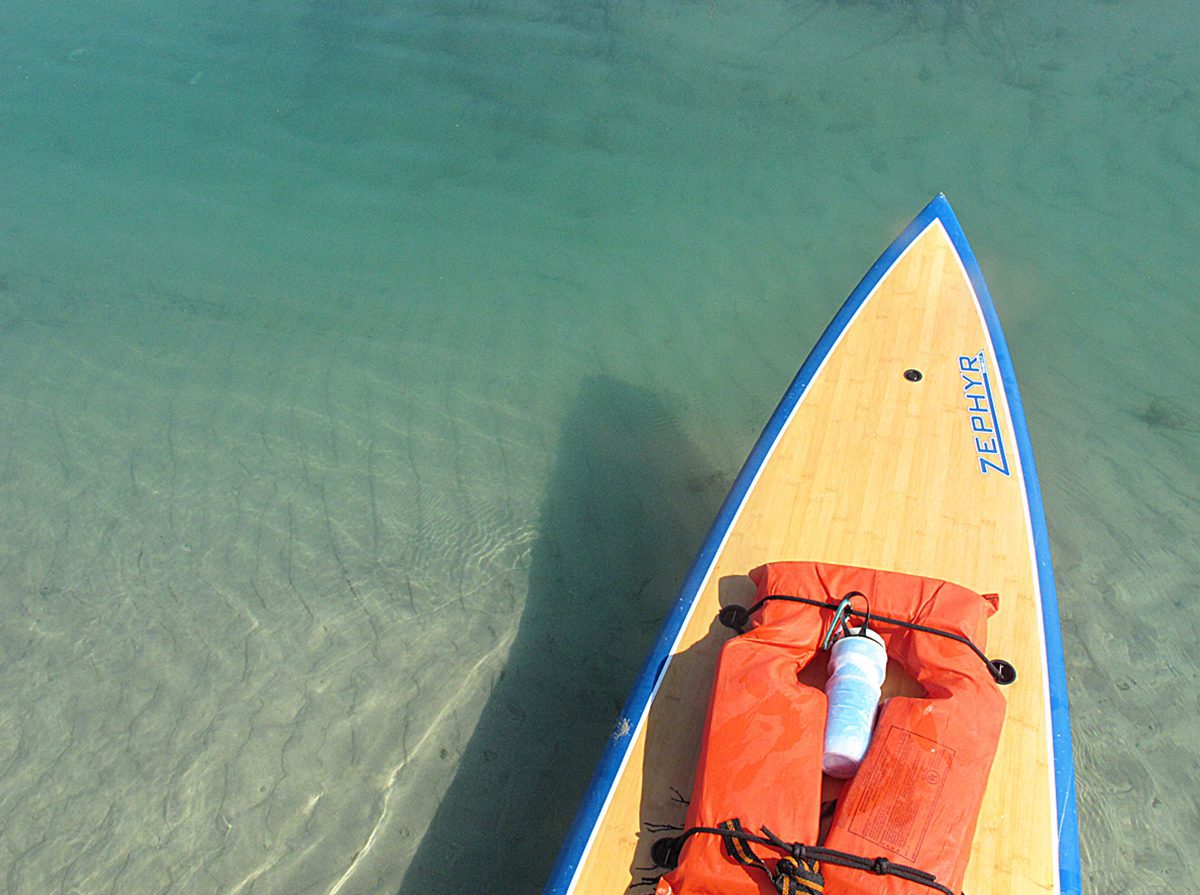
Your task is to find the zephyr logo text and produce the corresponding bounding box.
[959,352,1010,476]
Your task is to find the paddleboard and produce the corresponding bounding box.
[544,195,1080,894]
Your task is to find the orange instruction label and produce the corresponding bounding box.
[846,725,955,860]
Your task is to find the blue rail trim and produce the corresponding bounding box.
[543,195,1080,894]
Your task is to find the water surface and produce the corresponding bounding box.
[1,2,1196,892]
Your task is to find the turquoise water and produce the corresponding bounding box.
[1,1,1196,892]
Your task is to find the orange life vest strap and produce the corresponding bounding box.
[655,821,958,895]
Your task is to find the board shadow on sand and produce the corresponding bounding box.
[397,374,728,893]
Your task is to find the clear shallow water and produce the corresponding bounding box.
[0,1,1196,892]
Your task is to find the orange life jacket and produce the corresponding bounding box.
[656,561,1006,895]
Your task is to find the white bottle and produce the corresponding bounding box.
[822,626,887,778]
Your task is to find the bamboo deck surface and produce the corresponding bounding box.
[562,216,1060,894]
